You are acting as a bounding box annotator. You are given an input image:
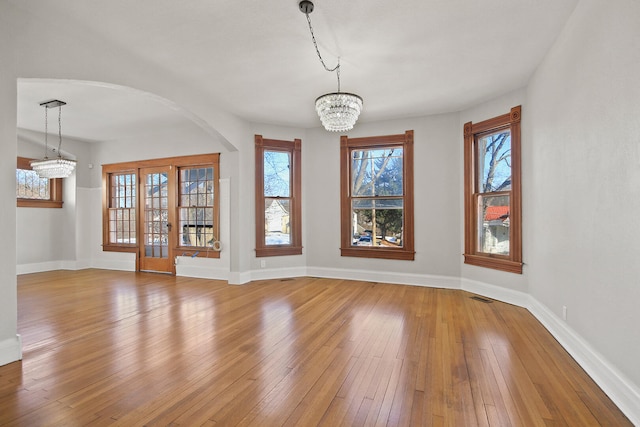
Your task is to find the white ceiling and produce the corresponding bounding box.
[11,0,578,142]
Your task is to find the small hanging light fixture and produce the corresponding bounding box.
[299,0,363,132]
[31,100,76,179]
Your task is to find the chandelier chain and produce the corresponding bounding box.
[43,106,49,159]
[304,11,341,92]
[57,106,63,158]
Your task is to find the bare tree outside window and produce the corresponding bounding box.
[350,148,404,246]
[340,130,414,261]
[463,106,522,274]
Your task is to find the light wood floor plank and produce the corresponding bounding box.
[0,269,631,426]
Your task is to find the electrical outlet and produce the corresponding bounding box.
[562,305,567,321]
[260,260,266,268]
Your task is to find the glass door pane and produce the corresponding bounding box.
[140,166,174,273]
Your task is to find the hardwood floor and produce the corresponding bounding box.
[0,269,631,426]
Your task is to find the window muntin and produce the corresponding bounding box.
[102,153,220,261]
[350,147,405,248]
[255,135,302,257]
[178,167,216,248]
[464,106,522,273]
[340,130,414,260]
[108,172,136,245]
[264,150,292,245]
[143,171,169,258]
[475,129,512,256]
[16,168,50,199]
[16,157,63,208]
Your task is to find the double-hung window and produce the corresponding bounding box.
[340,130,415,260]
[177,165,218,250]
[106,171,137,247]
[255,135,302,257]
[463,106,522,273]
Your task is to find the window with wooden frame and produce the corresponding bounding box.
[255,135,302,257]
[177,164,219,252]
[16,157,63,208]
[102,154,220,263]
[463,106,522,273]
[340,130,415,260]
[105,171,137,248]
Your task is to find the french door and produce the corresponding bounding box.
[139,166,175,273]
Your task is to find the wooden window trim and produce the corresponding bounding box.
[175,160,221,256]
[463,106,522,274]
[102,153,221,260]
[102,168,138,253]
[255,135,303,257]
[16,157,63,208]
[340,130,415,261]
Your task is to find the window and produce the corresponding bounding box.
[102,154,220,269]
[255,135,302,257]
[340,130,414,260]
[107,172,137,246]
[16,157,63,208]
[463,105,522,273]
[177,166,218,250]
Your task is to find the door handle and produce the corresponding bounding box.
[166,222,172,231]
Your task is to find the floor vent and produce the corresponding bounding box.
[470,296,493,303]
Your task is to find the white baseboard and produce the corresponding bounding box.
[461,276,639,425]
[527,297,640,425]
[176,265,229,281]
[461,277,530,307]
[307,266,460,289]
[17,261,69,275]
[228,270,252,285]
[91,259,136,272]
[0,335,22,367]
[250,266,308,282]
[73,259,92,270]
[17,259,129,275]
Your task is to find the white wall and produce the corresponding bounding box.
[16,133,93,273]
[3,0,640,421]
[247,123,309,276]
[459,88,529,294]
[526,0,640,390]
[0,3,20,367]
[305,113,462,286]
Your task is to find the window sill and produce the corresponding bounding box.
[256,246,303,257]
[17,199,63,208]
[102,245,137,253]
[341,247,415,261]
[463,253,523,274]
[176,248,221,259]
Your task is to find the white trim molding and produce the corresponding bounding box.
[307,266,460,289]
[175,257,229,281]
[228,270,252,285]
[461,277,530,307]
[0,335,22,367]
[462,276,639,425]
[250,266,307,282]
[527,297,640,426]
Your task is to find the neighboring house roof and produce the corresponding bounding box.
[485,206,509,221]
[267,199,289,215]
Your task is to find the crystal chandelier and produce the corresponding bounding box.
[299,0,363,132]
[31,100,76,179]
